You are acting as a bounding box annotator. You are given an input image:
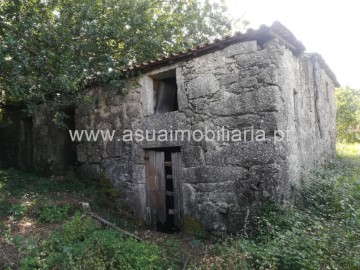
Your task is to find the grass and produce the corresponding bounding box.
[0,143,359,269]
[191,143,360,269]
[0,170,91,268]
[0,168,210,269]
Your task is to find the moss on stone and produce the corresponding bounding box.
[95,174,121,208]
[183,215,203,234]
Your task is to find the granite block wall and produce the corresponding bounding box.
[75,37,336,232]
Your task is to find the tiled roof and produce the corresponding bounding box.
[121,21,305,73]
[121,21,339,87]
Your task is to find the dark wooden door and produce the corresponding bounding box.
[145,150,182,231]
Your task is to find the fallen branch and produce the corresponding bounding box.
[80,202,143,242]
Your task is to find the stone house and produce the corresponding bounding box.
[0,22,338,232]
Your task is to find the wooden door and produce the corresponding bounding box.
[145,150,166,230]
[145,150,182,231]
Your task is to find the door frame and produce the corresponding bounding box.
[144,148,183,231]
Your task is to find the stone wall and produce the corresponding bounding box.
[75,37,336,232]
[32,106,77,172]
[275,50,336,188]
[0,109,33,169]
[0,106,76,171]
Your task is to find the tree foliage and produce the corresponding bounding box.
[0,0,232,114]
[336,87,360,143]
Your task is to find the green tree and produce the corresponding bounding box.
[0,0,232,116]
[336,87,360,143]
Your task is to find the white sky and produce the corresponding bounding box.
[226,0,360,89]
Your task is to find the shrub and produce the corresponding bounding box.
[192,144,360,270]
[19,213,166,269]
[0,169,86,197]
[336,87,360,143]
[36,204,71,223]
[9,203,28,220]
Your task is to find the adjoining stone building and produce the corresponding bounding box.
[0,22,338,232]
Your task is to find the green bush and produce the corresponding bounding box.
[0,200,33,220]
[193,144,360,270]
[336,87,360,143]
[19,213,166,270]
[0,199,12,216]
[9,203,28,220]
[0,169,87,197]
[36,204,71,223]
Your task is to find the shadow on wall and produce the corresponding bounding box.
[0,107,77,172]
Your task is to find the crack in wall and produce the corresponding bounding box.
[312,61,323,138]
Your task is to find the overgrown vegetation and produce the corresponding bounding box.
[1,144,359,269]
[36,204,72,224]
[0,0,233,121]
[192,143,360,269]
[18,214,165,269]
[0,168,205,269]
[336,87,360,143]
